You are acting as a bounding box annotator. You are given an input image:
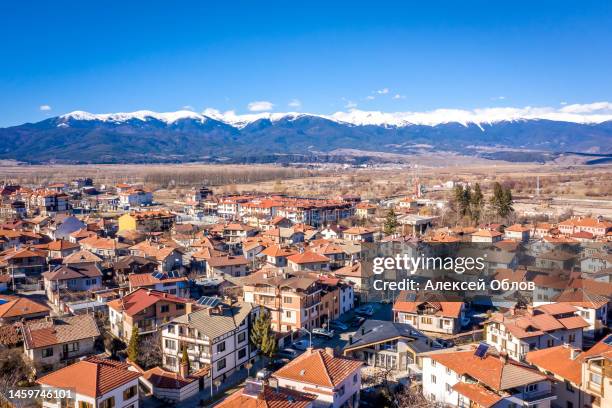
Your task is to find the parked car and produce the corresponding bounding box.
[355,305,374,316]
[312,327,335,339]
[349,316,366,327]
[275,348,299,359]
[268,357,290,370]
[256,368,272,380]
[292,340,310,351]
[329,320,348,331]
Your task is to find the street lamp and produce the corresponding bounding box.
[299,328,312,348]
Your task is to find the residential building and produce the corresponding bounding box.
[108,288,195,340]
[243,269,322,332]
[128,272,189,298]
[21,314,101,372]
[485,303,589,361]
[42,263,103,307]
[37,356,141,408]
[118,209,175,233]
[422,346,556,407]
[393,292,465,335]
[343,319,437,374]
[526,336,612,408]
[0,295,50,324]
[161,301,255,381]
[216,380,316,408]
[274,348,363,408]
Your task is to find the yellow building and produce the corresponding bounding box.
[118,210,176,233]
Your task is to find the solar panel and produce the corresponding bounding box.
[197,296,221,307]
[154,272,165,280]
[604,335,612,346]
[474,343,489,358]
[243,380,263,397]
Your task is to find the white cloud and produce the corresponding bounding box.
[365,95,375,100]
[344,100,358,109]
[288,99,301,109]
[393,94,405,100]
[490,96,506,101]
[376,88,389,95]
[247,101,274,112]
[559,101,612,114]
[39,104,52,111]
[182,105,195,111]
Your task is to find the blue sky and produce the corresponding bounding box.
[1,0,611,126]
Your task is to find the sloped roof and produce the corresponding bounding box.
[273,348,362,388]
[451,382,502,408]
[217,383,315,408]
[0,296,50,319]
[22,314,100,349]
[42,264,102,281]
[37,357,141,398]
[430,349,546,390]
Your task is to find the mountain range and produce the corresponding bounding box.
[0,110,611,164]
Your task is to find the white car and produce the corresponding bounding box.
[312,327,335,339]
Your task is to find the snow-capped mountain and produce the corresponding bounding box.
[1,107,611,164]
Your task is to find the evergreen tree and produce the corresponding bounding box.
[251,310,277,362]
[127,327,139,362]
[470,183,484,223]
[383,208,398,235]
[181,346,190,373]
[500,186,514,218]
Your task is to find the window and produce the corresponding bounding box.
[42,348,54,358]
[283,296,292,303]
[566,402,573,408]
[431,360,436,367]
[238,347,247,359]
[286,311,292,318]
[79,402,93,408]
[338,385,345,397]
[491,334,498,343]
[160,305,170,313]
[217,358,226,370]
[547,339,554,347]
[238,332,246,343]
[431,375,437,384]
[217,342,226,353]
[446,368,451,375]
[167,325,175,334]
[446,383,452,393]
[165,356,177,367]
[63,342,79,353]
[565,380,574,393]
[590,372,602,385]
[123,385,137,400]
[99,396,115,408]
[353,374,358,383]
[569,333,576,343]
[525,384,538,392]
[176,303,185,310]
[164,339,176,350]
[421,317,433,324]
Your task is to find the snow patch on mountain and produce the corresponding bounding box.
[58,101,612,129]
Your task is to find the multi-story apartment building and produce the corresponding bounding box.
[27,190,70,215]
[118,188,153,209]
[422,346,556,407]
[485,303,589,361]
[160,301,255,381]
[108,288,195,340]
[243,269,322,332]
[128,272,189,298]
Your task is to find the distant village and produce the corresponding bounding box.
[0,177,610,408]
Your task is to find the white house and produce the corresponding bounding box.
[273,348,363,408]
[161,301,255,382]
[422,346,556,407]
[37,357,141,408]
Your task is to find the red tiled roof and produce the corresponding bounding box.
[451,382,502,408]
[107,288,192,316]
[37,357,141,398]
[273,348,362,388]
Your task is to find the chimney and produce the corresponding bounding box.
[361,327,365,335]
[348,335,353,345]
[569,347,580,360]
[325,347,334,357]
[499,351,508,364]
